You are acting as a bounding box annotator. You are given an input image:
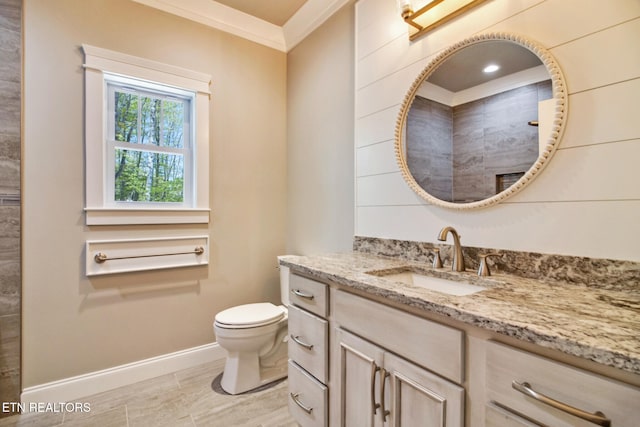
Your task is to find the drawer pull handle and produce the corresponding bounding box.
[290,392,313,414]
[291,334,314,350]
[371,364,381,415]
[380,368,391,422]
[291,289,315,300]
[512,381,611,427]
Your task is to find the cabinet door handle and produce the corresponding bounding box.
[291,289,314,300]
[290,334,314,350]
[371,364,381,415]
[380,368,391,422]
[290,392,313,414]
[512,381,611,427]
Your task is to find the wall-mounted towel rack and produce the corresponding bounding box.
[86,236,209,276]
[94,246,205,264]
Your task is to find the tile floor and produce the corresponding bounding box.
[0,360,296,427]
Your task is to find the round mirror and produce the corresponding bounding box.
[395,33,567,210]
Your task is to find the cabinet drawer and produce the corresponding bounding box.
[289,274,328,318]
[288,360,327,427]
[486,341,640,427]
[485,403,539,426]
[288,304,328,383]
[335,290,464,384]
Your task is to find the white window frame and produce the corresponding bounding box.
[82,44,211,225]
[105,75,195,208]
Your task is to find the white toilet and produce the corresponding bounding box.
[213,260,290,394]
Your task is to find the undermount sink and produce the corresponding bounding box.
[369,269,487,296]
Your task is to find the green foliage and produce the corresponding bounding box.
[114,150,184,202]
[113,89,187,203]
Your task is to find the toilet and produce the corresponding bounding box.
[213,260,290,394]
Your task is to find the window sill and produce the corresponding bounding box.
[85,208,210,225]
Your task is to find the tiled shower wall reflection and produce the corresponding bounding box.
[406,80,552,203]
[0,0,21,415]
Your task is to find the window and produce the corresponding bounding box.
[82,45,211,225]
[106,76,193,207]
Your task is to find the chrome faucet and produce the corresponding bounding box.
[437,226,465,272]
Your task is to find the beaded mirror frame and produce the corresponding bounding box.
[395,32,568,210]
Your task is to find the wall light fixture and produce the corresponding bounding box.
[398,0,489,41]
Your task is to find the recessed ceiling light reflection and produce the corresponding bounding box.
[483,64,500,73]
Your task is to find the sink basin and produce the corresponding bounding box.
[371,270,486,296]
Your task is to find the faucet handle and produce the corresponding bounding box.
[477,253,501,277]
[432,248,443,268]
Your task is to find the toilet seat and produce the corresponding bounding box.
[214,303,285,329]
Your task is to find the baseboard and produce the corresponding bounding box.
[21,342,225,404]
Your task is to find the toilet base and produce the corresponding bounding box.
[219,334,288,395]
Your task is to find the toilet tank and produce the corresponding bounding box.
[277,256,290,306]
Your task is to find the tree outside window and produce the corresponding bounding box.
[107,79,193,206]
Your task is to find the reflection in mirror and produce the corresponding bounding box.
[396,33,567,210]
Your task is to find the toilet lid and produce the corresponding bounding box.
[215,303,285,328]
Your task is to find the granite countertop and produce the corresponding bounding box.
[280,252,640,376]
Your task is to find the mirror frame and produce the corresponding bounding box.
[395,32,567,210]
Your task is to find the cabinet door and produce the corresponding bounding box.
[335,328,385,427]
[384,352,465,427]
[336,328,465,427]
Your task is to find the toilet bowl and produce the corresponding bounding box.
[213,259,291,395]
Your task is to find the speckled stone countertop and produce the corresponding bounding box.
[280,252,640,376]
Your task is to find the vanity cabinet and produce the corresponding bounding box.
[485,341,640,427]
[335,327,464,426]
[333,289,465,426]
[287,274,329,427]
[284,255,640,427]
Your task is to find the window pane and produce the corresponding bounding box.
[114,148,184,203]
[141,96,161,145]
[162,99,185,148]
[114,91,138,143]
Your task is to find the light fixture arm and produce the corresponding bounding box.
[399,0,489,41]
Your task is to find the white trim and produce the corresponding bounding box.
[85,208,210,225]
[82,46,211,224]
[417,65,550,107]
[131,0,351,52]
[21,343,225,405]
[451,65,549,106]
[132,0,286,51]
[283,0,351,51]
[82,44,211,94]
[86,235,209,276]
[104,76,195,209]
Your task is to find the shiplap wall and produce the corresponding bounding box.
[355,0,640,262]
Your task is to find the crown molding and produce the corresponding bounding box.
[283,0,351,50]
[132,0,350,52]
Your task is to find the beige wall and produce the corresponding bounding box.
[355,0,640,262]
[21,0,637,392]
[286,3,355,255]
[22,0,286,387]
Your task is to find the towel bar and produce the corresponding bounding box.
[94,246,205,263]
